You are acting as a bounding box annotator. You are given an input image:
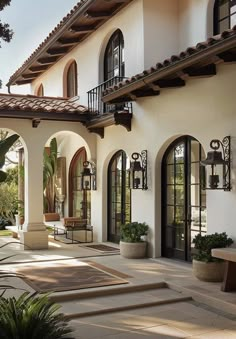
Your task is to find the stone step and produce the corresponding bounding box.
[53,283,192,320]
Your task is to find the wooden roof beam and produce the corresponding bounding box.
[47,47,70,56]
[156,78,185,88]
[217,51,236,62]
[38,56,59,64]
[84,10,112,19]
[21,72,43,79]
[70,25,95,34]
[29,65,49,72]
[183,63,216,77]
[58,37,81,45]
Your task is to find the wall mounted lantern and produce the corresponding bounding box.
[201,136,231,191]
[130,150,148,190]
[81,161,96,190]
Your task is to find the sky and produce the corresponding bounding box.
[0,0,79,94]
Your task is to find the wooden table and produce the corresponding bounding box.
[211,248,236,292]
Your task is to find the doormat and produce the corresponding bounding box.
[83,244,120,253]
[14,260,129,293]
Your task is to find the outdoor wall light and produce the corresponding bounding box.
[130,150,148,190]
[81,161,96,190]
[201,136,231,191]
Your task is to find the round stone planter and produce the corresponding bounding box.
[192,259,225,282]
[120,241,147,259]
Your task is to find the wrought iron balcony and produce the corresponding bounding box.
[87,76,132,115]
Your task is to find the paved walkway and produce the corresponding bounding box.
[0,236,236,338]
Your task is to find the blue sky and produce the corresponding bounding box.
[0,0,78,94]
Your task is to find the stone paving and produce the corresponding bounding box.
[0,236,236,338]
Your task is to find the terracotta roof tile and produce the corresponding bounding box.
[0,93,88,114]
[103,25,236,97]
[8,1,87,86]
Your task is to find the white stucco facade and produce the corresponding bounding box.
[3,0,236,257]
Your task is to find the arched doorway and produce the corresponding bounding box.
[69,148,91,222]
[162,136,207,261]
[107,150,131,243]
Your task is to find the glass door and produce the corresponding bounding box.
[107,150,131,243]
[162,136,206,261]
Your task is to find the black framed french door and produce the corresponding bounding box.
[107,150,131,243]
[162,136,207,261]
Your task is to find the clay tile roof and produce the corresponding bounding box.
[8,1,87,86]
[102,25,236,99]
[0,93,88,114]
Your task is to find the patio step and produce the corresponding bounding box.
[51,282,192,319]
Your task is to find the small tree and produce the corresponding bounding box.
[0,0,13,46]
[0,0,13,88]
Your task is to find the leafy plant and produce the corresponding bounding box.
[0,242,74,338]
[120,222,149,243]
[43,138,58,213]
[192,232,233,263]
[0,134,19,183]
[0,292,74,339]
[0,216,12,230]
[0,182,18,224]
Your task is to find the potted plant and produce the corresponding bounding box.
[120,221,149,259]
[192,232,233,282]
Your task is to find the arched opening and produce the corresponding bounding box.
[107,150,131,243]
[214,0,236,34]
[63,60,78,98]
[104,29,124,82]
[161,136,207,261]
[36,84,44,97]
[69,147,91,222]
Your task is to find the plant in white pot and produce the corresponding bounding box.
[120,222,149,259]
[192,232,233,282]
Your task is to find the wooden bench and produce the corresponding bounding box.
[211,248,236,292]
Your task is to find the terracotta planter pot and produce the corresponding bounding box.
[120,241,147,259]
[192,259,225,282]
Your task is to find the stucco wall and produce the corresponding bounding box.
[31,0,144,105]
[178,0,214,52]
[95,63,236,256]
[143,0,179,69]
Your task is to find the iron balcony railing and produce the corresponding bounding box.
[87,76,132,115]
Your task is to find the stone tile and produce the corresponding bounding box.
[188,329,236,338]
[70,322,124,339]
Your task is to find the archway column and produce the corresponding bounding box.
[19,141,48,250]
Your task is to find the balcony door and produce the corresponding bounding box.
[107,151,131,243]
[162,136,207,261]
[104,29,124,82]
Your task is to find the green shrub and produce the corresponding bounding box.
[192,232,233,263]
[0,216,12,230]
[0,292,74,339]
[120,222,149,242]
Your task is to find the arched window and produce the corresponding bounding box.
[69,148,91,222]
[66,61,78,98]
[104,30,124,81]
[214,0,236,34]
[107,150,131,243]
[36,84,44,97]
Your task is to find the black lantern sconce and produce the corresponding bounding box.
[130,150,148,190]
[81,161,96,190]
[201,136,231,191]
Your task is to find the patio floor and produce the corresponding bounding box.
[0,235,236,338]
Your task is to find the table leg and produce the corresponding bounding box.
[221,261,236,292]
